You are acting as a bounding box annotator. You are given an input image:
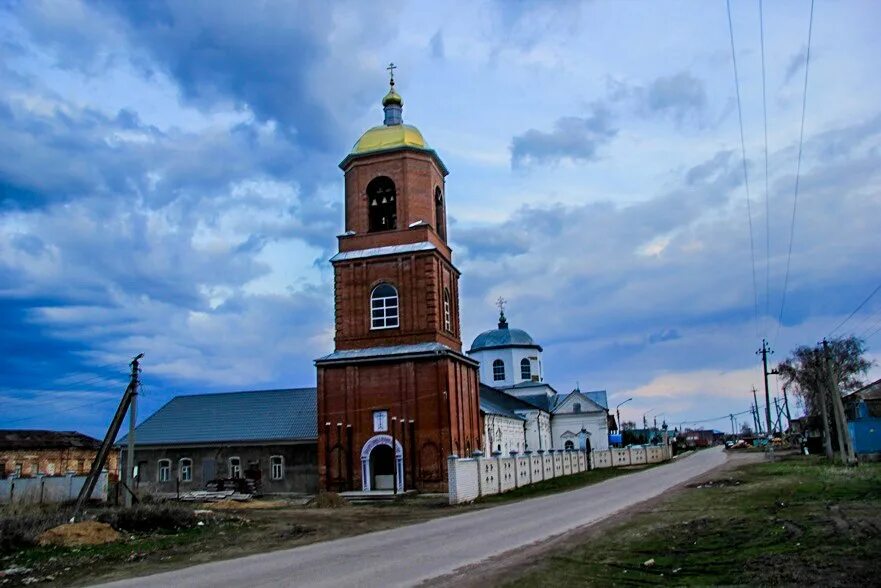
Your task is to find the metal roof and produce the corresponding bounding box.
[117,388,317,446]
[330,241,436,263]
[468,326,542,353]
[317,342,478,365]
[479,384,537,419]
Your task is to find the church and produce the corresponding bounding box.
[121,72,609,496]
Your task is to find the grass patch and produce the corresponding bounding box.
[506,454,881,586]
[476,464,659,505]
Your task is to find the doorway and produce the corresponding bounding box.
[370,444,395,490]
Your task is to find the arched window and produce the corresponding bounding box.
[371,283,399,329]
[520,358,531,380]
[367,176,397,232]
[565,440,575,450]
[443,288,452,332]
[492,359,505,381]
[434,187,446,241]
[179,458,192,482]
[157,459,171,483]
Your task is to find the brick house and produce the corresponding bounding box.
[119,388,318,495]
[0,430,119,479]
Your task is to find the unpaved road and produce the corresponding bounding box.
[95,447,728,588]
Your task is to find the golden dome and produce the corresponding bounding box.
[351,124,427,155]
[382,88,402,107]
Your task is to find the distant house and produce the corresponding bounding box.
[844,378,881,456]
[0,430,118,479]
[118,388,318,495]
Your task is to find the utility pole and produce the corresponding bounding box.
[757,339,776,437]
[813,347,834,459]
[782,386,792,430]
[72,353,143,521]
[751,387,763,434]
[125,357,140,508]
[822,339,856,465]
[729,413,735,435]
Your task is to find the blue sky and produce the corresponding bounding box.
[2,0,880,436]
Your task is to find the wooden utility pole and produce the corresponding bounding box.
[814,347,834,459]
[822,339,857,465]
[125,361,139,508]
[72,354,143,520]
[752,387,762,434]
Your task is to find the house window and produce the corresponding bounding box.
[270,456,284,481]
[573,403,582,414]
[520,358,531,380]
[367,176,397,232]
[158,459,171,482]
[565,440,575,450]
[443,288,452,332]
[14,464,22,478]
[179,458,193,482]
[371,283,399,329]
[493,359,505,381]
[229,457,242,479]
[46,463,56,476]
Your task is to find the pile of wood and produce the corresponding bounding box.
[177,489,253,502]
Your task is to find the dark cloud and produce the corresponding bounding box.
[510,107,617,169]
[784,47,808,84]
[644,72,707,122]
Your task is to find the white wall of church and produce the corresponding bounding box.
[471,347,543,387]
[518,409,552,452]
[551,412,609,452]
[483,414,527,455]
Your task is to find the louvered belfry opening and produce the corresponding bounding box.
[367,176,397,232]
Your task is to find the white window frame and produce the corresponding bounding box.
[493,359,505,381]
[443,289,452,332]
[270,455,285,481]
[158,459,171,483]
[370,284,400,330]
[520,358,531,380]
[179,458,193,482]
[228,456,242,479]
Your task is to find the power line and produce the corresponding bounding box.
[760,0,771,337]
[828,281,881,337]
[0,360,129,395]
[774,0,815,345]
[0,396,120,426]
[726,0,761,339]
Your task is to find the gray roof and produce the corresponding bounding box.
[468,317,542,353]
[330,241,435,263]
[516,389,607,414]
[117,388,317,446]
[317,342,476,365]
[479,384,538,419]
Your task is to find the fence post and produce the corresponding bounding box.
[39,475,45,504]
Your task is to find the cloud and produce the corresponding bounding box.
[510,106,617,168]
[608,72,708,126]
[430,30,445,59]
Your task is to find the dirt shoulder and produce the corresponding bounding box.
[426,449,762,588]
[430,449,881,587]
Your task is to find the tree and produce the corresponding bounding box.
[740,423,753,436]
[777,336,872,459]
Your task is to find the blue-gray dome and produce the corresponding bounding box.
[468,313,542,353]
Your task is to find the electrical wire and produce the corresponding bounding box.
[760,0,771,337]
[774,0,815,345]
[726,0,761,339]
[828,281,881,338]
[0,396,120,426]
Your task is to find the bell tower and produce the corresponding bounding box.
[316,67,481,493]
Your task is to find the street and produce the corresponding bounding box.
[95,447,727,588]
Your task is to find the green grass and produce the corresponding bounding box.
[507,455,881,587]
[476,464,659,505]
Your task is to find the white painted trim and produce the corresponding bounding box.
[359,434,404,492]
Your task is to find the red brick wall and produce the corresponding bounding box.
[342,150,447,238]
[317,355,481,492]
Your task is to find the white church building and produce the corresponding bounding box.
[470,310,610,456]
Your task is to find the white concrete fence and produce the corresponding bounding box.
[0,471,109,505]
[448,445,673,504]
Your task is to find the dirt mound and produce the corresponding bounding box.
[37,521,121,547]
[310,492,349,509]
[208,500,288,510]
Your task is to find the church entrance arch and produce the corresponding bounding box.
[360,434,404,492]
